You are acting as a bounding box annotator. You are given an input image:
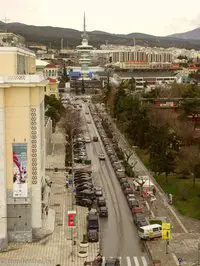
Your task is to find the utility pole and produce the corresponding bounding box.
[133,38,136,61]
[1,17,10,33]
[61,38,64,51]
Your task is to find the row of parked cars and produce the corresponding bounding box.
[74,135,88,162]
[89,105,153,238]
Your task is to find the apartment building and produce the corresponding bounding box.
[0,42,49,248]
[0,47,36,75]
[110,50,173,65]
[0,73,47,247]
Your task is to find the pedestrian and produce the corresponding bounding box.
[65,180,69,189]
[45,206,49,216]
[152,187,156,196]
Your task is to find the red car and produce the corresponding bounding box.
[131,207,143,214]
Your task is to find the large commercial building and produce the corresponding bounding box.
[0,42,48,248]
[110,50,173,65]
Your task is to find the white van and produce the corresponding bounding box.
[138,224,162,240]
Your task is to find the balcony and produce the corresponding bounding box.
[0,73,46,84]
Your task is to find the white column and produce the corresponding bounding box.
[0,88,7,248]
[31,105,42,230]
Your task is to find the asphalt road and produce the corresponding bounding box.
[81,103,149,266]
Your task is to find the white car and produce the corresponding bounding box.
[85,136,91,143]
[98,153,105,160]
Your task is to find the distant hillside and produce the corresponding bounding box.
[168,27,200,40]
[0,21,200,49]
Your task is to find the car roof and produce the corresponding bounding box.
[88,229,98,233]
[140,224,162,230]
[98,196,105,200]
[106,258,119,262]
[100,206,107,210]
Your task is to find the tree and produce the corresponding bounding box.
[45,95,64,128]
[149,126,179,182]
[81,78,85,94]
[61,65,69,82]
[181,99,200,129]
[176,146,200,188]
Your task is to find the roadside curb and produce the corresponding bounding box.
[142,241,153,266]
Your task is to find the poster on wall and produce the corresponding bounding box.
[12,143,28,198]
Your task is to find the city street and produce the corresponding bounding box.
[81,103,149,266]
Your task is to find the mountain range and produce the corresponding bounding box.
[1,21,200,50]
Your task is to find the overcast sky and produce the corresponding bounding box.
[1,0,200,36]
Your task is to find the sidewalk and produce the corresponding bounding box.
[0,125,99,266]
[99,108,200,266]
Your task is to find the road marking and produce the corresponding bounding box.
[133,256,139,266]
[141,256,148,266]
[126,256,132,266]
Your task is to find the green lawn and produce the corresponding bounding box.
[155,175,200,220]
[135,149,200,220]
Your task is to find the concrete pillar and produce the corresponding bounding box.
[0,89,7,249]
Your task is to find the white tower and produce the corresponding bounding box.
[76,12,93,78]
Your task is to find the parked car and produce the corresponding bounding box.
[93,136,98,142]
[76,198,93,207]
[85,136,91,143]
[126,194,136,201]
[121,182,131,190]
[128,199,139,208]
[124,187,134,195]
[76,185,93,192]
[75,178,92,184]
[87,214,99,230]
[97,197,106,207]
[105,258,120,266]
[136,219,149,228]
[95,190,103,197]
[98,153,105,160]
[76,190,95,200]
[99,206,108,217]
[119,178,128,185]
[131,207,143,214]
[87,229,99,242]
[133,213,147,225]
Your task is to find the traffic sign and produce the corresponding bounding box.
[68,210,77,228]
[162,223,171,240]
[68,179,73,185]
